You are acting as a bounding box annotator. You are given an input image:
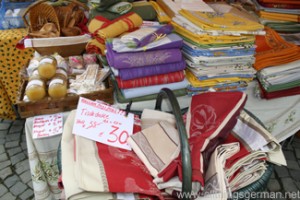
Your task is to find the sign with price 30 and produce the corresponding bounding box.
[73,97,134,150]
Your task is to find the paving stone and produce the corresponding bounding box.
[5,133,21,142]
[10,152,26,165]
[0,167,13,180]
[281,177,299,193]
[271,171,276,179]
[9,181,27,196]
[7,147,22,157]
[27,181,33,189]
[1,192,15,200]
[286,160,300,170]
[0,130,7,138]
[283,150,297,161]
[0,138,5,145]
[293,137,300,144]
[0,184,8,197]
[0,153,8,162]
[0,145,4,154]
[295,181,300,190]
[5,141,19,149]
[9,125,23,134]
[4,175,20,188]
[13,119,25,126]
[295,148,300,159]
[0,123,11,130]
[20,170,32,184]
[2,119,13,124]
[267,178,282,192]
[290,169,300,182]
[275,166,290,178]
[0,160,11,169]
[21,142,27,151]
[19,188,34,200]
[15,160,30,175]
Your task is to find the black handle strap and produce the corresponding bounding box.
[155,88,192,199]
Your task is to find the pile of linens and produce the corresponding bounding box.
[60,91,286,200]
[252,0,300,44]
[156,1,265,95]
[254,27,300,99]
[105,24,188,103]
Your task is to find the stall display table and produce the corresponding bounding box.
[25,112,70,200]
[0,28,34,120]
[24,82,300,200]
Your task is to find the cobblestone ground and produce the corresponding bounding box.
[0,118,299,200]
[0,118,34,200]
[265,135,300,200]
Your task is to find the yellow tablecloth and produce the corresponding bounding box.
[0,28,34,120]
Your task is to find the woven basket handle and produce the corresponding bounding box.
[22,0,89,28]
[155,88,192,200]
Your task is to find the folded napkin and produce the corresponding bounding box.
[141,108,176,130]
[106,42,183,69]
[115,70,185,89]
[107,2,132,15]
[120,78,188,99]
[112,33,183,53]
[94,12,143,43]
[201,142,240,200]
[223,110,286,191]
[185,91,247,185]
[112,59,186,80]
[120,24,173,48]
[128,121,180,178]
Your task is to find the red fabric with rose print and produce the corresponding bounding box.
[158,92,247,188]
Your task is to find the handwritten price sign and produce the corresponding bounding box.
[32,113,63,139]
[73,97,134,150]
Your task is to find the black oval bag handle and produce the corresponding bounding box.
[155,88,192,199]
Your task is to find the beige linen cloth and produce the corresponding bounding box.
[61,110,115,200]
[128,120,180,178]
[200,142,240,200]
[224,110,286,191]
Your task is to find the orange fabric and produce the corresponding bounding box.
[254,27,300,70]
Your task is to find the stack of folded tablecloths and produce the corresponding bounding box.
[252,0,300,45]
[105,24,189,103]
[254,27,300,99]
[160,1,265,95]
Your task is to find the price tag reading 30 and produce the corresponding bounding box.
[73,97,134,150]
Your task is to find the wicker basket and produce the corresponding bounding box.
[22,0,90,57]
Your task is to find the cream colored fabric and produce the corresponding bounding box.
[128,121,180,178]
[141,108,176,129]
[200,142,240,200]
[61,110,114,200]
[234,110,286,166]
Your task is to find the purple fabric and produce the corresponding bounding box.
[115,59,186,80]
[106,42,183,69]
[135,24,174,48]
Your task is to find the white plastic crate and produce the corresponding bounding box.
[0,0,34,29]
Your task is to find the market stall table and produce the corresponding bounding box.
[0,28,34,120]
